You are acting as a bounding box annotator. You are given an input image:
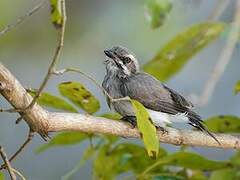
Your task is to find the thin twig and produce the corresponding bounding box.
[15,0,67,124]
[0,0,47,37]
[28,0,66,109]
[0,146,16,180]
[192,0,240,107]
[9,131,34,162]
[54,68,130,103]
[12,168,26,180]
[0,0,47,115]
[208,0,230,21]
[0,130,34,170]
[0,108,21,113]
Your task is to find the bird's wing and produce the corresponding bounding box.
[162,84,193,108]
[121,72,221,143]
[121,72,193,115]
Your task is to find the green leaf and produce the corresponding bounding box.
[58,82,100,114]
[93,144,126,180]
[27,89,78,113]
[153,175,185,180]
[144,23,225,81]
[93,143,167,179]
[230,150,240,167]
[234,80,240,94]
[0,172,4,180]
[189,170,207,180]
[36,132,88,153]
[103,134,119,144]
[205,115,240,133]
[145,0,172,29]
[99,113,121,120]
[156,152,228,170]
[49,0,63,28]
[114,143,167,173]
[131,100,159,158]
[210,168,239,180]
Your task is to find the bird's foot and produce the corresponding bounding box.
[121,116,137,128]
[156,126,168,134]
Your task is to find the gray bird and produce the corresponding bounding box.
[102,45,219,143]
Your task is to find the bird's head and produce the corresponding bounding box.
[104,46,139,78]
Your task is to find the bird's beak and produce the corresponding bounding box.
[104,49,121,67]
[104,49,115,59]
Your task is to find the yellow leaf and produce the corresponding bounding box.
[131,100,159,158]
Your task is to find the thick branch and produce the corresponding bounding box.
[0,63,239,149]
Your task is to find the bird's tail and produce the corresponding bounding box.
[187,111,220,145]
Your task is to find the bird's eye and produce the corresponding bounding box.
[123,57,131,64]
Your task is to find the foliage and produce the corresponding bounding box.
[144,23,225,81]
[234,80,240,94]
[42,135,234,179]
[205,115,240,133]
[0,173,4,180]
[36,131,89,153]
[29,82,100,114]
[209,168,239,180]
[145,0,172,29]
[93,143,166,179]
[154,152,228,170]
[49,0,64,28]
[153,175,185,180]
[59,82,100,114]
[99,113,121,120]
[131,100,159,158]
[27,89,78,113]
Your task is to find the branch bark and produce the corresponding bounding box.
[0,63,239,149]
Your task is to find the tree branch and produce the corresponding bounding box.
[0,63,239,149]
[0,130,34,170]
[25,0,67,111]
[0,0,47,37]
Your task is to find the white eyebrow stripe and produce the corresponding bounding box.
[125,54,140,72]
[118,60,124,65]
[123,66,131,75]
[118,60,131,75]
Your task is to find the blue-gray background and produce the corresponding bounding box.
[0,0,239,179]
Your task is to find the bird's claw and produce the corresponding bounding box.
[156,126,168,134]
[121,116,137,129]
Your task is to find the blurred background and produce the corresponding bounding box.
[0,0,239,179]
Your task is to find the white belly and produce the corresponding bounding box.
[147,109,189,127]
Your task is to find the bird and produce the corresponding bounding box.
[102,45,219,144]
